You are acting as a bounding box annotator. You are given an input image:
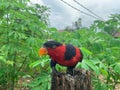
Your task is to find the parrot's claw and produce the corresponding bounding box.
[52,67,62,77]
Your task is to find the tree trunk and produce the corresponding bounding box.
[51,69,92,90]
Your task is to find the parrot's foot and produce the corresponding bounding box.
[52,67,62,77]
[66,66,75,76]
[66,70,74,76]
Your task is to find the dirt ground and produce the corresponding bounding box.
[115,84,120,90]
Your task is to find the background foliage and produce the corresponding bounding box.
[0,0,120,90]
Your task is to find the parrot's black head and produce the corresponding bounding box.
[43,40,62,48]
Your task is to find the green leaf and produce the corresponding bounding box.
[31,87,41,90]
[0,55,6,63]
[81,47,92,54]
[81,60,89,70]
[95,82,108,90]
[114,63,120,74]
[48,27,57,32]
[80,47,92,57]
[6,60,14,66]
[84,60,100,75]
[29,60,41,68]
[91,43,103,53]
[100,69,108,77]
[112,47,120,50]
[99,62,107,70]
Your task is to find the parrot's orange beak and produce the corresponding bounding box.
[39,47,48,56]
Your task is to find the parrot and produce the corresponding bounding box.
[39,40,83,75]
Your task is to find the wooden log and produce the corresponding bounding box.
[51,69,92,90]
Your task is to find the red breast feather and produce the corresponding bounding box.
[47,44,83,66]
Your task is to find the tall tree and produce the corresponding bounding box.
[0,0,50,89]
[91,14,120,35]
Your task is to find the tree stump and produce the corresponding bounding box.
[51,69,92,90]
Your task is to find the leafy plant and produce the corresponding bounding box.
[1,0,120,89]
[0,0,50,89]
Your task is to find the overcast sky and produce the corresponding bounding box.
[32,0,120,30]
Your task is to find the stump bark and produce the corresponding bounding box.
[51,69,92,90]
